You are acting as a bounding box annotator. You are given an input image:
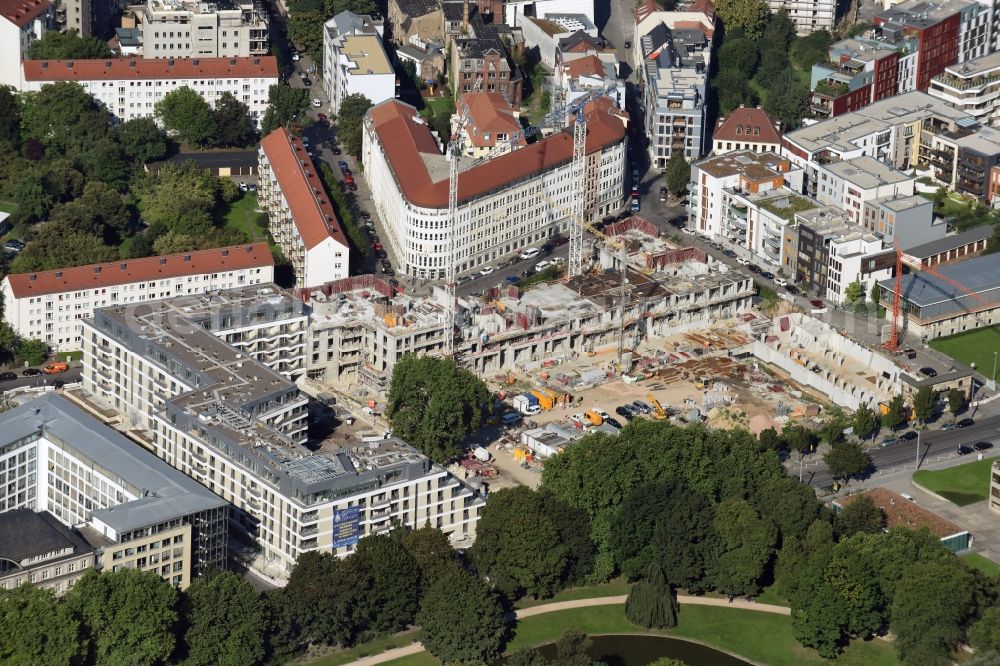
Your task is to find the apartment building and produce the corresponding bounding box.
[860,193,944,248]
[81,287,483,577]
[724,186,817,273]
[873,0,988,91]
[769,0,835,35]
[449,8,522,104]
[0,0,50,90]
[0,394,228,588]
[917,116,1000,199]
[19,56,278,122]
[130,0,268,58]
[929,50,1000,126]
[258,128,351,288]
[0,510,95,595]
[322,11,395,115]
[387,0,441,47]
[453,90,525,158]
[363,96,626,279]
[553,53,624,111]
[812,155,915,224]
[711,107,782,155]
[639,19,711,163]
[688,150,802,238]
[0,243,274,352]
[809,38,909,118]
[519,15,599,70]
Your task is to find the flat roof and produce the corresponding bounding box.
[881,253,1000,306]
[341,34,393,75]
[0,395,226,532]
[903,224,993,258]
[821,155,911,189]
[943,49,1000,78]
[872,193,930,212]
[694,150,789,180]
[834,487,965,538]
[0,509,93,563]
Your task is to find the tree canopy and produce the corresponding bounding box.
[337,93,374,157]
[0,584,85,666]
[182,572,267,666]
[665,152,690,197]
[27,29,113,59]
[417,566,508,664]
[824,443,871,486]
[156,87,217,148]
[386,355,491,462]
[714,0,769,38]
[260,84,310,135]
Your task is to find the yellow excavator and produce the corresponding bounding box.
[648,394,668,420]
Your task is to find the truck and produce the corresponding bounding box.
[584,410,604,426]
[43,362,68,375]
[513,394,541,416]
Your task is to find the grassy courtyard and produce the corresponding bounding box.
[377,605,900,666]
[962,552,1000,578]
[929,327,1000,378]
[913,456,999,506]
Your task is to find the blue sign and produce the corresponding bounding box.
[333,506,361,548]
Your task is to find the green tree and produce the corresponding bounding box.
[155,87,216,147]
[401,527,460,591]
[717,37,759,78]
[969,606,1000,652]
[0,85,19,144]
[284,551,361,646]
[763,70,811,131]
[649,484,719,593]
[783,423,816,468]
[12,170,53,223]
[665,152,690,197]
[712,69,757,116]
[891,560,975,666]
[0,584,86,666]
[385,355,491,462]
[506,648,549,666]
[553,629,593,666]
[324,0,376,15]
[648,660,689,666]
[947,387,967,417]
[0,321,17,363]
[823,443,871,486]
[625,563,679,629]
[17,338,48,366]
[11,221,119,272]
[844,280,864,304]
[136,160,221,237]
[820,407,848,446]
[352,534,422,634]
[50,180,132,243]
[78,137,129,191]
[260,589,305,663]
[790,30,833,70]
[182,571,267,666]
[472,486,569,599]
[212,92,257,147]
[985,224,1000,255]
[153,230,199,255]
[883,394,907,431]
[753,476,823,544]
[852,403,877,441]
[913,386,936,423]
[715,0,769,38]
[65,569,179,666]
[417,567,507,664]
[712,498,776,598]
[337,93,374,158]
[20,82,109,154]
[119,117,168,164]
[758,426,782,451]
[260,84,310,135]
[27,28,113,59]
[834,495,886,538]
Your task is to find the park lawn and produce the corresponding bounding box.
[962,552,1000,578]
[930,327,1000,377]
[222,192,267,242]
[383,605,899,666]
[302,630,421,666]
[514,580,631,609]
[0,200,16,215]
[913,456,999,506]
[421,95,453,117]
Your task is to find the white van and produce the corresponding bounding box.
[520,247,540,260]
[774,277,788,287]
[535,260,552,272]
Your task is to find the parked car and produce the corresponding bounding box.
[919,367,938,377]
[681,227,697,236]
[774,277,788,287]
[291,52,300,61]
[480,265,495,276]
[974,441,993,451]
[736,257,750,266]
[338,160,349,171]
[761,271,775,280]
[22,368,41,376]
[659,187,667,202]
[51,380,65,389]
[722,249,737,258]
[810,299,824,308]
[365,227,377,237]
[899,431,917,441]
[630,198,640,213]
[505,275,521,285]
[957,445,974,455]
[632,400,652,414]
[957,418,975,428]
[311,98,322,107]
[710,241,724,251]
[43,362,68,374]
[880,437,898,447]
[616,405,635,419]
[4,239,25,253]
[373,242,383,251]
[520,247,540,260]
[317,113,327,121]
[624,40,632,48]
[330,145,342,155]
[380,259,392,271]
[941,423,957,431]
[0,372,15,381]
[535,260,552,273]
[785,285,800,295]
[605,417,622,429]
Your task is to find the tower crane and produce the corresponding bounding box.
[441,82,620,357]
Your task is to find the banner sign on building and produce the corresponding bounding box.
[333,506,361,548]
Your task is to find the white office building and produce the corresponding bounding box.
[130,0,269,58]
[0,0,50,90]
[258,128,351,288]
[322,10,395,115]
[1,243,274,352]
[19,56,278,123]
[80,286,483,578]
[362,96,627,279]
[769,0,835,35]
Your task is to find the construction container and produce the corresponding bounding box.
[530,389,556,410]
[584,411,603,426]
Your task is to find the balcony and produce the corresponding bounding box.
[300,525,318,538]
[246,484,262,498]
[300,511,318,523]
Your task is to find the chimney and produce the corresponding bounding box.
[463,0,469,34]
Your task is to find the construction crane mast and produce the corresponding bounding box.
[567,110,587,279]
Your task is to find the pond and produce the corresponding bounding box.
[497,634,752,666]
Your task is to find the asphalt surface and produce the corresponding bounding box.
[0,369,81,392]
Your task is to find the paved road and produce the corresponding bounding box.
[1,369,81,393]
[345,594,790,666]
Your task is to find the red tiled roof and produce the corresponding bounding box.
[458,91,523,148]
[367,97,625,208]
[0,0,49,28]
[5,243,273,298]
[713,107,783,145]
[259,128,348,251]
[564,55,605,78]
[22,56,279,82]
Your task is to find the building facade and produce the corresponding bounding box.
[768,0,835,34]
[809,38,908,118]
[449,9,522,104]
[0,0,50,90]
[363,97,627,279]
[0,394,228,589]
[19,56,278,122]
[81,287,483,577]
[131,0,269,58]
[1,243,274,352]
[0,510,95,595]
[929,50,1000,126]
[322,11,395,115]
[259,128,351,288]
[711,107,782,155]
